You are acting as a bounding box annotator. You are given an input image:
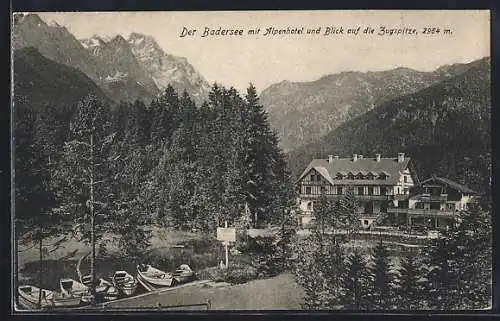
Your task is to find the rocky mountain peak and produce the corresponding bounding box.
[16,13,45,27]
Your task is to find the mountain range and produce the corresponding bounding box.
[12,13,491,194]
[287,57,491,194]
[260,62,475,152]
[12,13,211,105]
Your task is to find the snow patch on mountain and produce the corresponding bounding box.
[126,32,211,104]
[104,71,128,82]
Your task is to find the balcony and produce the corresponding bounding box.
[387,194,409,201]
[355,194,392,200]
[419,193,448,201]
[387,207,456,217]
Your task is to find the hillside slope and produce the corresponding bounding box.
[260,62,476,152]
[13,47,111,107]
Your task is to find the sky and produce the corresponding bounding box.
[36,10,490,94]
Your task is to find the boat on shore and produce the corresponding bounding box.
[136,264,175,287]
[17,285,54,310]
[112,271,138,296]
[173,264,195,284]
[95,278,120,301]
[17,285,86,309]
[80,274,120,301]
[59,278,93,304]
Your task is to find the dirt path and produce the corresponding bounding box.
[105,273,304,310]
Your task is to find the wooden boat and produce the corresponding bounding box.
[17,285,54,310]
[112,271,138,296]
[59,278,93,304]
[49,291,86,308]
[95,278,120,301]
[173,264,195,283]
[17,285,85,309]
[80,274,120,301]
[80,274,93,287]
[136,264,175,287]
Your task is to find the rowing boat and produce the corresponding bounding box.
[136,264,175,287]
[112,271,138,296]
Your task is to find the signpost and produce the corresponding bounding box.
[216,221,236,269]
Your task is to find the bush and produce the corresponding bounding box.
[237,235,276,254]
[224,265,258,284]
[196,266,226,282]
[196,263,259,284]
[251,252,288,278]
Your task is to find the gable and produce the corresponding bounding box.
[298,167,334,185]
[418,176,476,194]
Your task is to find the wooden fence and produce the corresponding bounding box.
[296,229,434,246]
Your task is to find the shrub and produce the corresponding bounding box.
[224,265,258,284]
[196,266,226,282]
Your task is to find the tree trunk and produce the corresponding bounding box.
[90,133,96,299]
[38,233,42,309]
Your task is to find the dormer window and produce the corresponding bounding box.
[367,173,375,180]
[336,173,344,180]
[310,174,315,181]
[356,173,364,180]
[347,173,355,180]
[379,173,388,180]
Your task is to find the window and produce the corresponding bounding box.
[446,203,455,210]
[380,186,387,195]
[336,173,343,180]
[310,174,315,182]
[307,202,313,211]
[416,202,424,209]
[367,173,374,180]
[305,187,311,194]
[403,176,408,183]
[347,173,354,180]
[316,175,321,182]
[337,187,343,195]
[368,186,374,195]
[356,173,364,180]
[379,173,387,180]
[403,188,408,194]
[358,187,364,195]
[364,220,369,225]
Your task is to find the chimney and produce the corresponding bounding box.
[376,154,381,162]
[328,155,333,163]
[398,152,405,163]
[353,154,358,162]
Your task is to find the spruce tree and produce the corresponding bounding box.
[52,94,120,295]
[323,241,345,307]
[396,255,425,310]
[337,187,361,240]
[369,240,394,310]
[341,251,370,309]
[314,188,330,237]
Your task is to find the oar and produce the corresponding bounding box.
[76,251,91,283]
